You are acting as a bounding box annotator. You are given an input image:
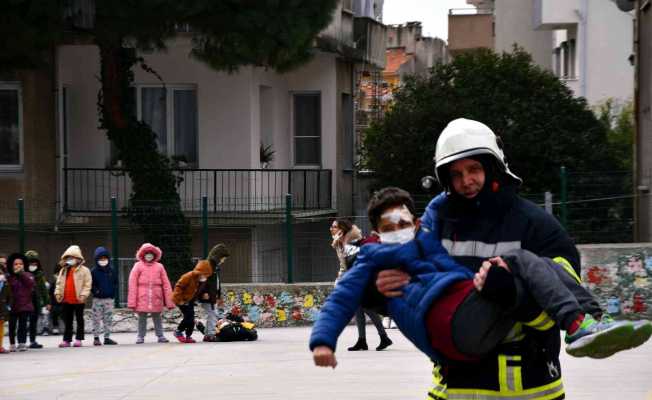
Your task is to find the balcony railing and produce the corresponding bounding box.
[63,168,332,214]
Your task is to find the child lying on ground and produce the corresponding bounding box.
[197,312,258,342]
[310,187,652,367]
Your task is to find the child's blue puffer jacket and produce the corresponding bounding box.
[309,193,473,361]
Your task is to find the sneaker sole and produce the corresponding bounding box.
[566,324,635,359]
[628,322,652,350]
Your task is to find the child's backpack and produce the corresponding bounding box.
[215,320,258,342]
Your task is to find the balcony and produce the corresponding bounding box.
[353,17,387,68]
[63,168,333,215]
[533,0,580,30]
[447,8,494,57]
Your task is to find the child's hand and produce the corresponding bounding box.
[313,346,338,368]
[474,257,511,291]
[474,262,491,291]
[202,293,209,300]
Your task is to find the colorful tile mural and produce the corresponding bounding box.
[216,283,334,327]
[580,245,652,320]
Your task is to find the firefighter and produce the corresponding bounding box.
[377,118,594,399]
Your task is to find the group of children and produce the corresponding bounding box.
[0,242,230,353]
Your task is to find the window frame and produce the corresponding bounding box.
[291,91,322,168]
[0,82,25,171]
[133,84,199,167]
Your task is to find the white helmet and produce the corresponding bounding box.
[434,118,522,187]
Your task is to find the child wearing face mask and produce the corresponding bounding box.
[6,253,35,352]
[311,187,652,368]
[127,243,174,344]
[172,258,213,343]
[0,267,12,353]
[24,250,50,349]
[54,245,92,348]
[91,247,118,346]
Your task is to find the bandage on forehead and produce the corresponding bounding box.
[380,205,414,224]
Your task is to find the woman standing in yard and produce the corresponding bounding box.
[330,219,392,351]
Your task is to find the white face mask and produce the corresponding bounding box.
[0,275,5,282]
[144,254,155,262]
[199,277,208,282]
[65,259,77,266]
[28,265,38,272]
[379,227,416,245]
[98,260,109,267]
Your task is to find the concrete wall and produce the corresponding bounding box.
[579,243,652,319]
[534,0,580,29]
[580,0,633,104]
[448,14,495,56]
[494,0,553,70]
[636,2,652,242]
[61,282,335,333]
[0,66,58,225]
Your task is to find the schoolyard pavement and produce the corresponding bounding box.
[1,325,651,400]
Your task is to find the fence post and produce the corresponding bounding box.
[17,198,25,253]
[285,193,294,284]
[111,197,120,307]
[202,196,208,259]
[544,191,553,215]
[560,166,568,228]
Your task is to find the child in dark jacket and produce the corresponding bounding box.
[48,264,63,334]
[310,188,652,368]
[24,250,50,349]
[0,267,12,353]
[6,253,35,352]
[196,244,230,342]
[91,247,118,346]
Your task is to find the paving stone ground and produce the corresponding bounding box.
[1,325,651,400]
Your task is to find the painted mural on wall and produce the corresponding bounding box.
[580,246,652,320]
[216,283,334,327]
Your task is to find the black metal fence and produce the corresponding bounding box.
[0,169,641,293]
[63,168,333,213]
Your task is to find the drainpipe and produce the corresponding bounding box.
[53,44,64,232]
[575,0,589,99]
[351,62,356,215]
[633,1,640,241]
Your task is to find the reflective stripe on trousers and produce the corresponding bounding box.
[427,360,565,400]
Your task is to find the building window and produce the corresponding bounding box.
[293,93,321,166]
[568,39,576,79]
[555,40,577,80]
[0,83,23,170]
[134,85,198,167]
[259,85,274,165]
[561,42,569,79]
[554,47,562,77]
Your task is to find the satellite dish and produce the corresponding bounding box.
[615,0,635,12]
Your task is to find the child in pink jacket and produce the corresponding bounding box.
[127,243,174,344]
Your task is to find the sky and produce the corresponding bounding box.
[383,0,472,41]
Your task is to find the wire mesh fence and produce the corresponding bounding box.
[0,169,643,290]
